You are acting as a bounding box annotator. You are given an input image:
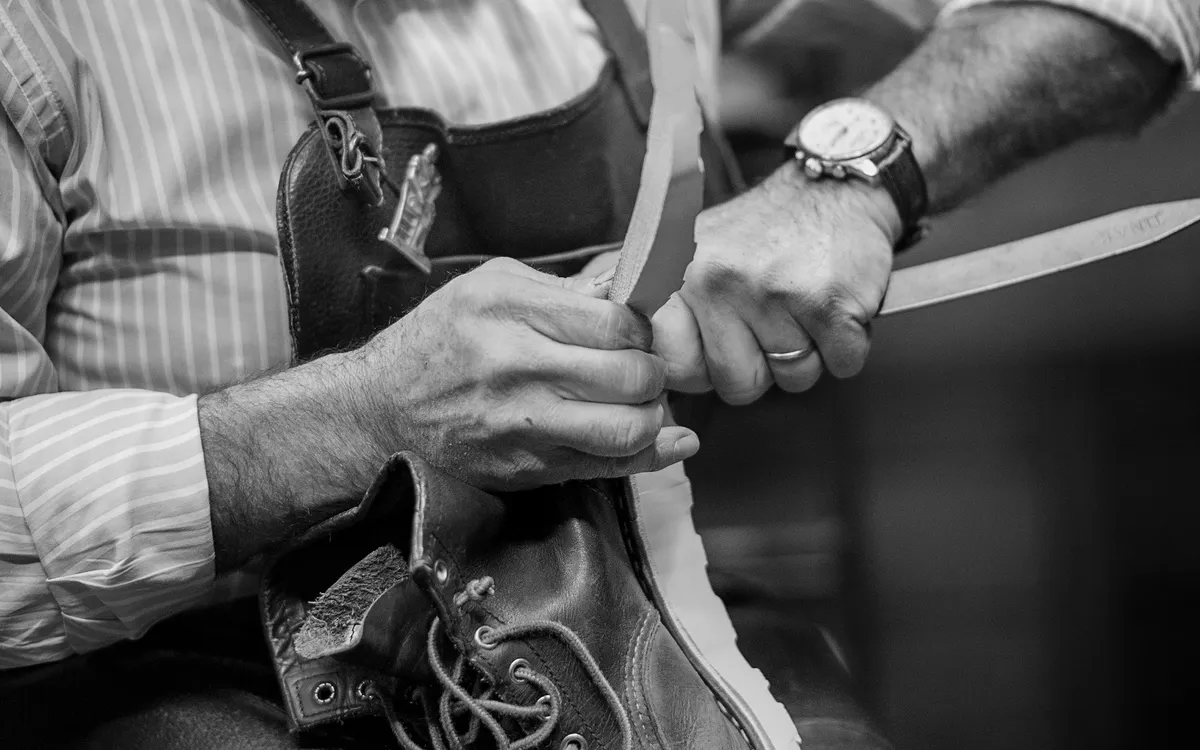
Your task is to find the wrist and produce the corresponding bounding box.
[770,160,904,246]
[305,347,398,493]
[199,349,391,569]
[783,97,925,247]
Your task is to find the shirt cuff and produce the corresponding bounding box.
[3,389,215,662]
[940,0,1200,82]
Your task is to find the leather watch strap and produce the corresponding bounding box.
[878,127,928,250]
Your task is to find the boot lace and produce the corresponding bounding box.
[368,577,633,750]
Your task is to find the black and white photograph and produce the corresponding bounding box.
[1,1,1198,748]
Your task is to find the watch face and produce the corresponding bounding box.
[797,99,893,160]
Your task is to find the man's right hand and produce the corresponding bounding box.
[201,257,698,568]
[359,258,699,491]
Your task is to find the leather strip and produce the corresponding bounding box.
[879,197,1200,317]
[608,0,705,317]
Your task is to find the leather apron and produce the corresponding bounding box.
[245,0,740,362]
[244,0,743,734]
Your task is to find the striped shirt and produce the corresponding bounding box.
[942,0,1200,76]
[0,0,1196,670]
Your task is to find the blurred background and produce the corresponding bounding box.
[688,2,1200,748]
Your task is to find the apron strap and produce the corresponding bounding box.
[242,0,386,205]
[584,0,746,197]
[580,0,653,128]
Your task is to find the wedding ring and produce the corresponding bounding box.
[764,347,813,363]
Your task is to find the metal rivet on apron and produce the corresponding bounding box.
[433,559,449,585]
[313,681,337,704]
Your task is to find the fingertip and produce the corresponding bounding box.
[822,342,868,379]
[660,426,699,461]
[674,433,700,460]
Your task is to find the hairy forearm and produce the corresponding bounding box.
[198,349,389,572]
[865,4,1178,214]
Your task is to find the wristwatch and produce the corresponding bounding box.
[785,97,928,249]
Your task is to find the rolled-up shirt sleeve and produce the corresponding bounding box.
[1,118,215,669]
[940,0,1200,81]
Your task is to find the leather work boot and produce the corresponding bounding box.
[262,452,801,749]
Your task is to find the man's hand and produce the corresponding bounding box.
[361,257,697,490]
[202,257,696,568]
[656,3,1177,407]
[657,168,897,404]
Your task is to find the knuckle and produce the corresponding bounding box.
[798,284,849,331]
[603,411,654,455]
[628,310,656,352]
[480,256,525,274]
[596,303,653,351]
[481,406,520,442]
[689,258,745,297]
[726,362,773,405]
[452,269,503,308]
[592,303,627,348]
[483,339,536,388]
[757,268,798,305]
[622,353,666,402]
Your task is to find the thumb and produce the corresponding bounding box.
[615,425,701,477]
[652,293,712,393]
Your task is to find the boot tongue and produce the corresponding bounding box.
[295,543,409,659]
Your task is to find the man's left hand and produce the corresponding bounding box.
[655,166,899,404]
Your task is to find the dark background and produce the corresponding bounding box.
[688,8,1200,748]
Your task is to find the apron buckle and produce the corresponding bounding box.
[292,43,376,111]
[319,111,385,206]
[377,143,442,275]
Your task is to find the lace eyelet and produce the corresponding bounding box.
[535,695,553,718]
[433,559,449,585]
[312,681,337,705]
[474,625,498,650]
[507,657,531,683]
[561,733,588,750]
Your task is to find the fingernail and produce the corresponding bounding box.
[590,267,617,286]
[673,434,700,458]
